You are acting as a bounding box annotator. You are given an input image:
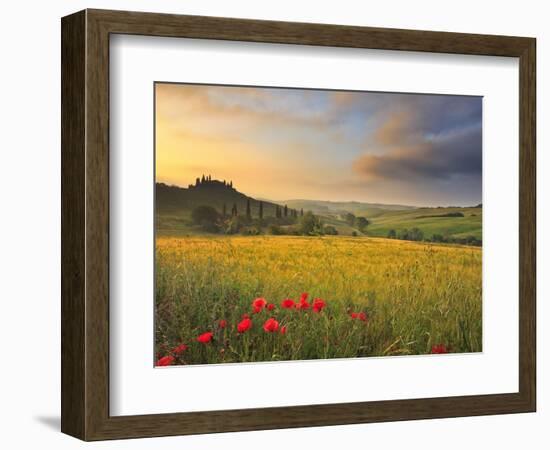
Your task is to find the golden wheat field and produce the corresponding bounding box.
[155,235,482,366]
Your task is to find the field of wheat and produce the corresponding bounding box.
[154,235,482,366]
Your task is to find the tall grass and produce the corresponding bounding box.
[155,235,482,365]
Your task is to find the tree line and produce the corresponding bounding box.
[386,228,481,246]
[190,201,371,237]
[219,199,303,221]
[191,201,325,236]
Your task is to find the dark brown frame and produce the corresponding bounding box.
[61,8,536,441]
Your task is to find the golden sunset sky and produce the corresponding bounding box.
[155,83,482,206]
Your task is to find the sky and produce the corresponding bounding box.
[155,83,482,207]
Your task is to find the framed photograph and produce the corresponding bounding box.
[61,9,536,440]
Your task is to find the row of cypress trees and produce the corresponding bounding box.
[222,199,304,220]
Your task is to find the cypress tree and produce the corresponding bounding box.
[284,205,288,217]
[201,174,205,183]
[300,208,304,217]
[246,199,251,219]
[232,203,238,216]
[259,201,264,219]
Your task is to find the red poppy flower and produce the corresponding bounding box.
[253,305,262,314]
[242,313,250,319]
[431,344,448,354]
[172,344,188,355]
[197,332,213,343]
[280,326,287,335]
[296,300,310,310]
[252,297,267,309]
[218,319,227,329]
[156,355,175,366]
[237,317,252,333]
[300,292,309,303]
[281,298,295,309]
[350,311,368,322]
[267,303,275,311]
[312,298,326,312]
[263,318,279,332]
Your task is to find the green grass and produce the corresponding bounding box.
[156,181,481,242]
[156,204,482,242]
[366,207,482,240]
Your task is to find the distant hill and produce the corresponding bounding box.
[156,179,281,218]
[156,177,481,243]
[282,199,417,218]
[157,179,420,218]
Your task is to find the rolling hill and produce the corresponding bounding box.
[156,178,481,243]
[156,180,280,216]
[156,179,285,234]
[281,199,481,241]
[283,199,416,218]
[365,206,482,240]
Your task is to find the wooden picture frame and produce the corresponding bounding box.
[61,9,536,441]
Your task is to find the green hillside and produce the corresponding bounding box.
[157,181,279,216]
[155,178,481,245]
[156,180,291,235]
[367,207,482,240]
[280,200,481,242]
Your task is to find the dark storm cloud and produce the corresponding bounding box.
[354,124,482,180]
[352,94,482,182]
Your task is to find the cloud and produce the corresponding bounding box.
[353,95,482,182]
[156,83,482,205]
[155,83,334,130]
[373,110,416,146]
[354,126,481,180]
